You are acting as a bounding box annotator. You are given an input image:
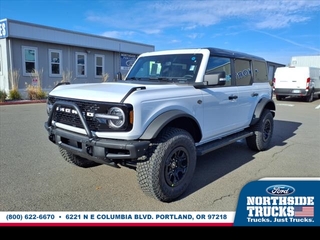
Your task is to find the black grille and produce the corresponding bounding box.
[48,96,132,132]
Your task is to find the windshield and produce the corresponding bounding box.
[125,54,203,83]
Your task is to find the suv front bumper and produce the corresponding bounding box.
[44,100,150,164]
[45,123,149,162]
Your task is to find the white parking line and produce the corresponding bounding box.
[276,103,295,107]
[315,105,320,109]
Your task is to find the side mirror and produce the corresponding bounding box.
[204,71,226,86]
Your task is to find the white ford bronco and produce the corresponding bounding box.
[44,47,276,202]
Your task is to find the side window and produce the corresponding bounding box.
[234,59,252,86]
[22,46,38,76]
[95,54,104,77]
[206,57,232,86]
[253,60,268,83]
[49,49,62,77]
[76,52,87,77]
[268,65,275,83]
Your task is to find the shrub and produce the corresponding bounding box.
[102,73,109,82]
[0,89,7,102]
[61,69,75,83]
[9,88,22,100]
[26,85,47,100]
[25,68,47,100]
[8,69,22,100]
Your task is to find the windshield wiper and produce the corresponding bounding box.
[127,77,174,82]
[149,77,172,82]
[126,77,138,80]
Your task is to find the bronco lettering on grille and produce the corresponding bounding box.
[56,106,78,115]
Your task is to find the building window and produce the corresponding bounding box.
[76,52,87,77]
[95,54,104,77]
[49,49,62,76]
[22,46,38,76]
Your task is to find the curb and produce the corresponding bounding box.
[0,99,47,106]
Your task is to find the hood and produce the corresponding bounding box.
[49,82,146,102]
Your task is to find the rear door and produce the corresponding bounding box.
[234,59,265,127]
[274,67,308,90]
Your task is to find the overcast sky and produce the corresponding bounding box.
[1,0,320,64]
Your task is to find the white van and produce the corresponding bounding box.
[273,66,320,102]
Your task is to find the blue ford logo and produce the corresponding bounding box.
[266,185,295,195]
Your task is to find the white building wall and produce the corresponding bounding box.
[0,38,9,92]
[291,56,320,68]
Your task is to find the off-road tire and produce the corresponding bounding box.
[136,127,196,202]
[59,147,100,168]
[246,109,274,151]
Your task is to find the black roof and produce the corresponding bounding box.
[206,47,265,61]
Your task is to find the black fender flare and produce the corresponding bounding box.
[139,110,201,140]
[250,97,276,126]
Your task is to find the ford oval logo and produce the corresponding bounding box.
[266,185,295,195]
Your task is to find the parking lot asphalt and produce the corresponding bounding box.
[0,97,319,212]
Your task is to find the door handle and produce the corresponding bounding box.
[251,92,258,97]
[228,95,238,100]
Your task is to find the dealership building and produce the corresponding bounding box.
[0,18,155,97]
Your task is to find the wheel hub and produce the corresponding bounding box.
[165,147,189,187]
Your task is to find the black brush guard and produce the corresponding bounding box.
[44,101,150,166]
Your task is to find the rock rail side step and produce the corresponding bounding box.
[196,131,253,156]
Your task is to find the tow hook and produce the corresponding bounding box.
[49,134,55,143]
[86,146,93,155]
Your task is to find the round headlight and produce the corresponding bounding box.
[107,107,125,128]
